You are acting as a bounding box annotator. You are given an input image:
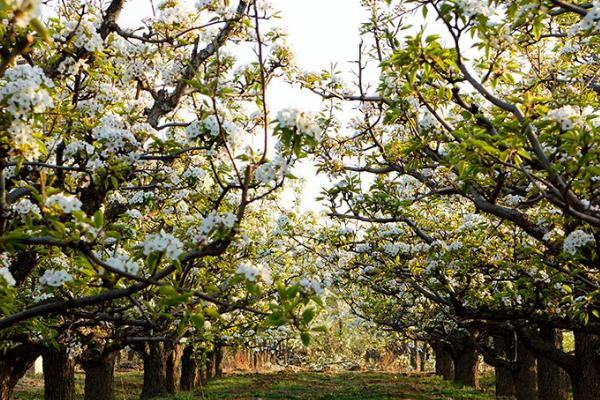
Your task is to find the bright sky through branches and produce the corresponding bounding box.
[118,0,368,212]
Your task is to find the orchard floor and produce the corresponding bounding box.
[15,371,495,400]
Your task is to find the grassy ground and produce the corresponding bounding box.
[15,371,495,400]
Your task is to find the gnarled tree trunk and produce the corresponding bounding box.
[409,341,419,371]
[166,343,182,394]
[140,341,168,400]
[512,339,537,400]
[215,345,223,378]
[537,328,568,400]
[82,349,117,400]
[571,332,600,400]
[419,345,427,372]
[452,345,479,388]
[205,350,214,380]
[180,345,199,391]
[43,346,75,400]
[432,341,454,380]
[493,335,515,398]
[0,344,40,400]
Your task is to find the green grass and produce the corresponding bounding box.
[15,371,495,400]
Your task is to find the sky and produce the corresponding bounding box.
[117,0,370,212]
[267,0,369,212]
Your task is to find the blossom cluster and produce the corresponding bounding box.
[254,156,289,184]
[56,17,103,53]
[0,267,16,286]
[547,105,579,130]
[142,231,184,261]
[569,2,600,34]
[0,64,54,159]
[563,230,595,255]
[456,0,491,17]
[186,115,242,142]
[12,198,41,219]
[418,112,437,130]
[276,108,321,140]
[39,269,73,287]
[0,65,54,119]
[92,115,141,159]
[45,194,83,214]
[64,140,95,159]
[236,263,273,285]
[200,211,237,234]
[383,243,405,256]
[186,211,237,244]
[104,253,141,275]
[300,277,324,295]
[0,254,16,287]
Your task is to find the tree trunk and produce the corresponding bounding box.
[82,351,116,400]
[513,339,537,400]
[198,352,207,385]
[215,345,223,378]
[0,344,40,400]
[570,332,600,400]
[419,344,427,372]
[180,345,199,391]
[206,350,215,380]
[537,328,568,400]
[432,341,454,380]
[409,344,419,371]
[43,346,75,400]
[166,343,182,394]
[452,346,479,388]
[493,335,515,398]
[140,341,168,400]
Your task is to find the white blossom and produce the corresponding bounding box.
[45,194,82,213]
[236,263,272,285]
[142,231,184,261]
[300,277,323,295]
[12,198,41,218]
[547,106,579,130]
[104,253,141,275]
[276,108,321,140]
[39,269,72,287]
[563,230,595,255]
[456,0,491,17]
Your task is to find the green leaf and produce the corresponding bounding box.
[300,332,311,346]
[204,307,221,319]
[93,210,104,228]
[190,314,205,330]
[302,308,315,325]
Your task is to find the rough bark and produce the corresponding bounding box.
[513,339,537,400]
[43,346,75,400]
[180,345,199,391]
[140,341,168,400]
[206,350,214,380]
[0,344,40,400]
[409,341,419,371]
[452,345,479,388]
[215,345,223,378]
[493,335,515,399]
[432,341,454,380]
[419,345,427,372]
[537,328,568,400]
[198,352,207,385]
[571,332,600,400]
[82,350,116,400]
[166,343,182,394]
